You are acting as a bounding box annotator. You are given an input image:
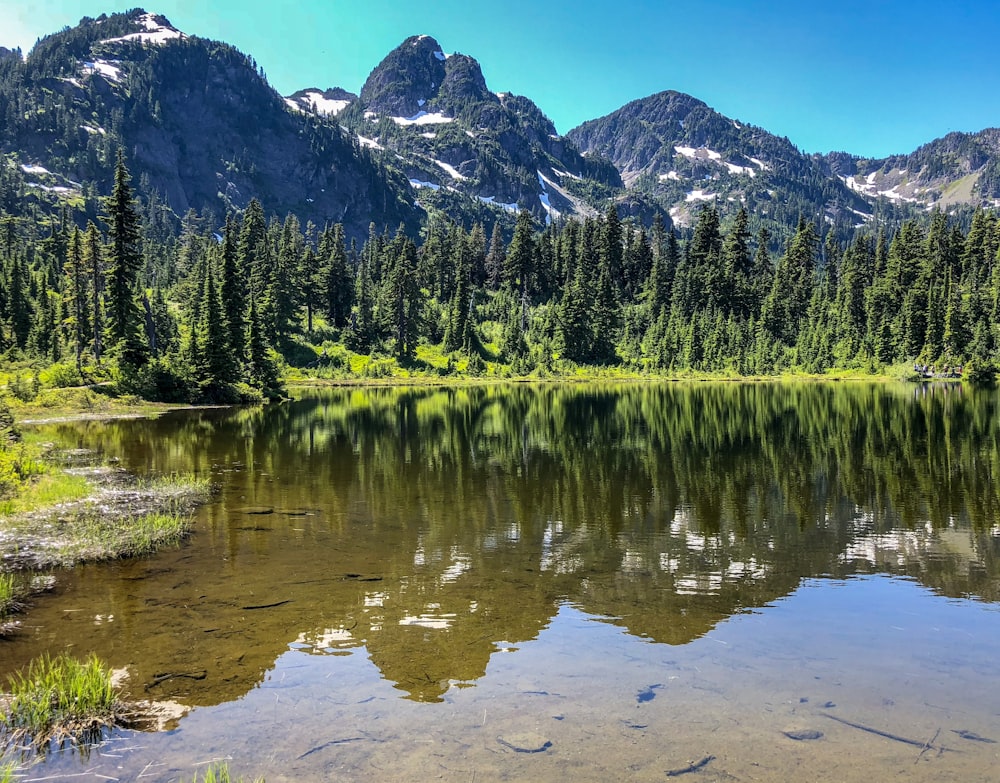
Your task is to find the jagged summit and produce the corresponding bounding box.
[359,34,452,118]
[342,35,627,222]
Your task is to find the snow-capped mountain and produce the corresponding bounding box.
[0,9,416,238]
[1,8,998,241]
[329,34,629,224]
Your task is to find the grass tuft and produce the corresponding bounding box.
[192,763,264,783]
[0,573,23,621]
[3,652,120,750]
[55,512,193,563]
[0,469,92,515]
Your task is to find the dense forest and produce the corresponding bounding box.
[1,149,999,403]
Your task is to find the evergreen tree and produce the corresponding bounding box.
[246,291,279,393]
[503,210,536,297]
[600,203,624,301]
[722,206,752,316]
[62,226,90,371]
[382,234,422,359]
[485,222,506,290]
[195,255,236,392]
[7,253,31,348]
[84,222,104,364]
[219,213,246,364]
[322,223,353,329]
[444,232,476,353]
[103,150,148,367]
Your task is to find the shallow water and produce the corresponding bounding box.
[3,382,1000,781]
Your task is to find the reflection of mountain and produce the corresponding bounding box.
[7,383,999,708]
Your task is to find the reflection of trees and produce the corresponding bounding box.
[23,382,1000,704]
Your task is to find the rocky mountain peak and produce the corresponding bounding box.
[359,34,449,117]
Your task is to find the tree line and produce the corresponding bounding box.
[1,152,999,401]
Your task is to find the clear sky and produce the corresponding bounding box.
[3,0,999,159]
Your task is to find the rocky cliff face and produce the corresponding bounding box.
[0,9,416,240]
[340,35,630,224]
[568,90,874,230]
[821,128,1000,209]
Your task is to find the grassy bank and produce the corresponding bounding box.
[284,345,916,387]
[0,469,209,572]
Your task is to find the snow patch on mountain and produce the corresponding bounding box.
[477,196,519,213]
[686,189,716,202]
[434,159,466,180]
[301,90,351,116]
[392,111,454,126]
[659,171,681,181]
[722,161,756,177]
[537,171,555,224]
[102,13,185,46]
[675,145,755,176]
[83,60,122,81]
[409,178,441,190]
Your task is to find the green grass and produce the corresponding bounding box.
[3,652,120,749]
[191,763,264,783]
[0,573,16,617]
[55,511,193,564]
[0,469,92,515]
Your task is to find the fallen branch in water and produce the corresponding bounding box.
[241,600,292,610]
[821,713,957,753]
[298,735,374,759]
[665,755,715,777]
[145,670,207,690]
[916,728,941,763]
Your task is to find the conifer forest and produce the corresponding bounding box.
[2,148,998,402]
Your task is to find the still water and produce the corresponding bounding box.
[4,382,1000,781]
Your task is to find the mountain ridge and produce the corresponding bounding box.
[2,8,998,242]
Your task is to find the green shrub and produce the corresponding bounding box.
[37,362,84,389]
[362,357,399,378]
[114,359,192,402]
[8,373,39,403]
[465,354,486,376]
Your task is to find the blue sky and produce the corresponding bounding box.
[4,0,999,158]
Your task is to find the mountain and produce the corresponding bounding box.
[2,10,999,243]
[821,128,1000,210]
[0,9,416,239]
[567,90,877,231]
[330,35,635,225]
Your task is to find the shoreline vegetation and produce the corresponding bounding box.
[0,649,262,782]
[0,392,209,633]
[1,152,998,418]
[0,395,214,773]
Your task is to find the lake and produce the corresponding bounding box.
[3,381,1000,782]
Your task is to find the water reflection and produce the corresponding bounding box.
[4,382,1000,709]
